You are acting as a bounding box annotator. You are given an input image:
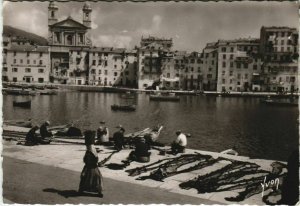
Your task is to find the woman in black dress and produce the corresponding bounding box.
[79,130,103,197]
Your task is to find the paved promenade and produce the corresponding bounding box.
[2,135,282,204]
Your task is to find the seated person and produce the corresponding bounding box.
[40,121,53,139]
[171,130,187,154]
[113,127,125,151]
[97,126,110,144]
[26,126,51,145]
[123,137,151,165]
[25,126,40,145]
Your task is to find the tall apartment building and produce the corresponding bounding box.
[201,42,218,91]
[87,47,137,87]
[181,52,203,90]
[260,26,298,92]
[137,37,173,89]
[4,44,50,83]
[215,38,262,92]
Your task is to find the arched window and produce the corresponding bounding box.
[67,35,73,45]
[51,11,55,18]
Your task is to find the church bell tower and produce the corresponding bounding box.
[82,3,92,46]
[48,1,58,26]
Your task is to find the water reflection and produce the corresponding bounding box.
[3,91,298,161]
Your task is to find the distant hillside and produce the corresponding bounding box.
[3,25,48,46]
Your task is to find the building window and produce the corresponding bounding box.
[67,35,73,45]
[253,65,257,70]
[27,52,30,57]
[223,54,226,59]
[281,40,284,45]
[167,73,170,78]
[212,60,214,65]
[13,51,16,56]
[222,71,225,75]
[221,47,226,52]
[39,60,43,65]
[92,60,96,66]
[104,70,108,75]
[230,47,234,52]
[38,68,44,73]
[13,77,17,82]
[230,62,233,68]
[286,76,290,82]
[99,70,102,75]
[237,62,241,69]
[244,63,248,69]
[3,67,8,72]
[230,79,233,84]
[79,34,84,43]
[222,62,226,68]
[114,72,118,76]
[114,65,117,69]
[40,52,43,57]
[25,68,31,73]
[222,79,226,84]
[230,71,233,76]
[245,74,248,79]
[38,78,44,83]
[33,60,36,64]
[27,59,30,64]
[13,59,16,64]
[237,73,241,79]
[230,54,233,60]
[76,58,81,65]
[12,68,18,72]
[20,59,23,64]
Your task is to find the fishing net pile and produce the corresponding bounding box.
[124,153,287,203]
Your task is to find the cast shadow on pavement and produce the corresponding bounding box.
[43,188,99,198]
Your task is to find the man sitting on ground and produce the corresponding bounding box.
[26,125,51,145]
[40,121,53,139]
[25,126,40,145]
[123,137,151,166]
[171,130,187,154]
[113,126,125,151]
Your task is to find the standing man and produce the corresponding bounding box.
[113,126,125,151]
[171,130,187,154]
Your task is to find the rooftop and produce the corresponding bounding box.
[9,45,49,52]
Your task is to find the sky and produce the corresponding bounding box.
[3,1,298,52]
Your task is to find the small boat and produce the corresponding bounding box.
[13,100,31,108]
[260,98,298,107]
[149,92,180,102]
[111,104,136,111]
[39,90,58,95]
[4,88,36,96]
[45,85,59,90]
[4,119,32,128]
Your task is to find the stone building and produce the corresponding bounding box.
[215,38,262,92]
[260,26,298,92]
[181,52,203,90]
[87,47,138,87]
[137,37,173,89]
[48,1,92,84]
[4,44,50,83]
[201,42,218,91]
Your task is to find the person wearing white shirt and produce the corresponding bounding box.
[171,130,187,154]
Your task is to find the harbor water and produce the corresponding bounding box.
[3,91,299,161]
